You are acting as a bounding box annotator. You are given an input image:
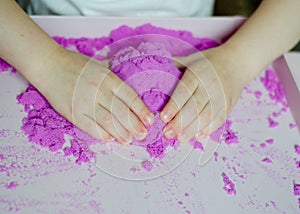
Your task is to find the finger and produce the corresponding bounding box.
[160,69,198,123]
[112,79,154,126]
[102,94,148,141]
[94,104,132,145]
[163,84,209,139]
[74,115,115,142]
[178,102,212,143]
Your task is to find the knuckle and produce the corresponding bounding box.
[170,117,183,132]
[200,111,211,123]
[167,100,180,115]
[130,120,142,133]
[100,114,114,127]
[100,133,110,141]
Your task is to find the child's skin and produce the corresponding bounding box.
[1,0,300,147]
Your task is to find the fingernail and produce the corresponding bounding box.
[164,127,175,139]
[135,128,148,140]
[126,135,132,143]
[106,136,115,142]
[145,114,154,125]
[120,141,130,146]
[161,112,171,122]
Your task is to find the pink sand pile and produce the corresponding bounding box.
[17,85,98,165]
[110,42,182,158]
[16,24,222,163]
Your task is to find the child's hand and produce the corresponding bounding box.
[161,46,248,143]
[34,49,154,144]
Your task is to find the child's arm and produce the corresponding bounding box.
[161,0,300,142]
[0,0,154,143]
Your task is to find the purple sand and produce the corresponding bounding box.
[110,42,182,158]
[15,24,221,163]
[260,143,266,148]
[295,161,300,169]
[289,123,297,129]
[260,69,287,106]
[265,139,274,145]
[267,117,279,128]
[5,181,18,190]
[141,160,153,171]
[0,23,298,213]
[262,157,273,164]
[261,69,289,127]
[0,22,298,212]
[295,145,300,155]
[210,120,238,145]
[1,23,288,168]
[294,181,300,196]
[0,58,16,73]
[192,140,204,151]
[17,85,99,165]
[254,91,262,99]
[221,172,236,195]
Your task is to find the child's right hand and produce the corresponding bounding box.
[31,48,154,144]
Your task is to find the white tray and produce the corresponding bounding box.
[0,17,299,213]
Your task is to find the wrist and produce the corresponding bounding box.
[219,42,264,86]
[21,44,68,88]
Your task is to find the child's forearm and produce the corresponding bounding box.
[0,0,63,84]
[222,0,300,85]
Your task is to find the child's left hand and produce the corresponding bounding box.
[160,45,249,143]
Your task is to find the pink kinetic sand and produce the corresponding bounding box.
[17,85,98,165]
[221,172,236,195]
[294,181,300,196]
[0,58,16,73]
[260,69,289,127]
[210,120,238,145]
[289,123,297,129]
[295,161,300,169]
[265,139,274,145]
[141,160,153,171]
[5,181,18,190]
[16,24,223,163]
[11,23,289,174]
[267,117,279,128]
[262,157,272,164]
[1,24,292,167]
[260,69,287,107]
[295,145,300,155]
[110,42,182,158]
